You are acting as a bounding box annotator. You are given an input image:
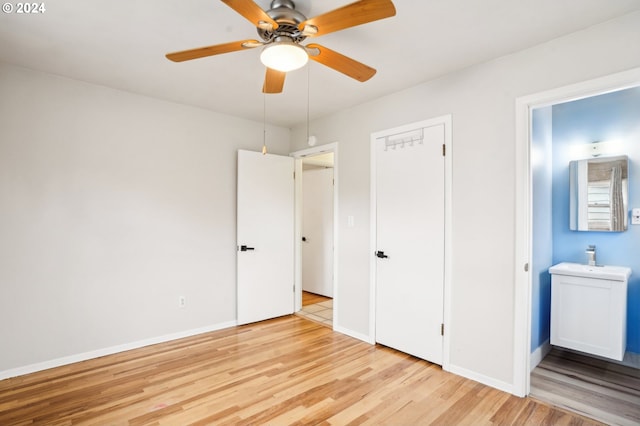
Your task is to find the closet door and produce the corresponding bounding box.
[374,123,445,364]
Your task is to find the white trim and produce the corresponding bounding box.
[369,115,453,369]
[290,142,339,329]
[513,67,640,397]
[293,157,303,312]
[290,143,337,159]
[369,138,377,343]
[513,96,533,397]
[0,320,237,380]
[442,115,453,373]
[530,339,552,371]
[334,324,374,344]
[447,363,515,395]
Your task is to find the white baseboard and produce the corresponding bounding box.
[446,363,515,395]
[0,320,237,381]
[333,324,375,345]
[530,339,552,371]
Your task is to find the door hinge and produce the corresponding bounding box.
[442,144,446,156]
[293,171,296,179]
[440,323,444,336]
[524,263,529,272]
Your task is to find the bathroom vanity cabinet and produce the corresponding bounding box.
[549,262,631,361]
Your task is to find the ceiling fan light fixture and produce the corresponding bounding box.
[260,40,308,72]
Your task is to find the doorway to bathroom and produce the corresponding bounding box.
[514,67,640,423]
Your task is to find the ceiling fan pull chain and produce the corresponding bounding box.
[306,64,310,145]
[262,93,268,155]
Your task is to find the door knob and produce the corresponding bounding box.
[239,245,255,252]
[375,250,389,259]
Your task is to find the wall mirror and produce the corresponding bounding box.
[569,155,628,231]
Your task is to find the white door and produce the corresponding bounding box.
[375,123,445,364]
[237,150,294,325]
[302,167,334,297]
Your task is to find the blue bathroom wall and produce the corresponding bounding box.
[531,107,553,351]
[551,87,640,353]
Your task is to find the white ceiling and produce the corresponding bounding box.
[1,0,639,128]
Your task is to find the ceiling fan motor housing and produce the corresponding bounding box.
[270,0,295,10]
[258,0,308,43]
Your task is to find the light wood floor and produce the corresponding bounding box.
[530,348,640,426]
[299,291,333,327]
[302,291,332,306]
[0,316,603,425]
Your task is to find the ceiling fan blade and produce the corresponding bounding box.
[166,40,261,62]
[221,0,279,30]
[306,44,376,82]
[263,67,286,93]
[299,0,396,37]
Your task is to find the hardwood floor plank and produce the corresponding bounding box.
[457,387,512,425]
[530,348,640,426]
[411,378,478,425]
[302,291,331,306]
[533,367,640,405]
[541,354,640,393]
[0,316,605,425]
[433,384,509,425]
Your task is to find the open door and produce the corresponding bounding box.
[237,150,294,325]
[302,161,334,298]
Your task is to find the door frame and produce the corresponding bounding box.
[290,142,339,323]
[369,115,453,370]
[513,67,640,397]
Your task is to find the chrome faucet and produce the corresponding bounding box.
[586,245,596,266]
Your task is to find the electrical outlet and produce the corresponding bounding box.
[179,296,186,308]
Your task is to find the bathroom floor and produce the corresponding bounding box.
[296,291,333,328]
[530,348,640,426]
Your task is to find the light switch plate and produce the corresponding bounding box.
[632,208,640,225]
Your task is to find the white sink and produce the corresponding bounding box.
[549,262,631,281]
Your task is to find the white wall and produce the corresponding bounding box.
[0,64,290,375]
[291,12,640,389]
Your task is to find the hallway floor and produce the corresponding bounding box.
[530,348,640,426]
[297,291,333,328]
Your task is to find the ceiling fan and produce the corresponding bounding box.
[166,0,396,93]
